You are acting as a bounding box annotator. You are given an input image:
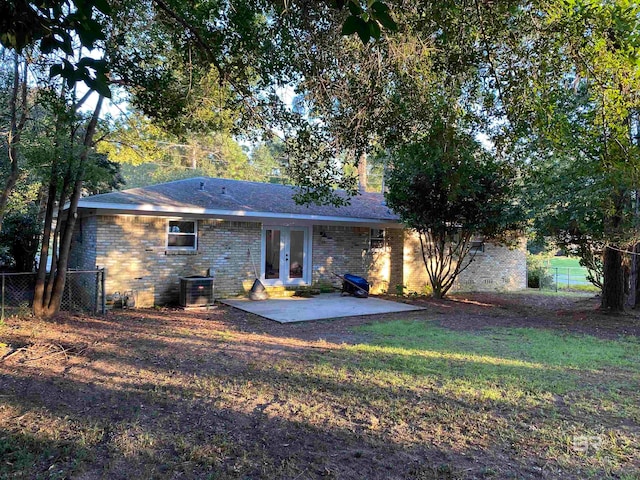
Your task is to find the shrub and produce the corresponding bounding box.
[527,253,555,289]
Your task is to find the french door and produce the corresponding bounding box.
[261,226,310,285]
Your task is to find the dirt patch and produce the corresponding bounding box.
[0,292,638,479]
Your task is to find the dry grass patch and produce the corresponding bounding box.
[0,292,639,479]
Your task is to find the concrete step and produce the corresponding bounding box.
[264,286,296,298]
[241,280,296,298]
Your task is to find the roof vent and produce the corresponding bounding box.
[221,186,226,195]
[199,181,205,191]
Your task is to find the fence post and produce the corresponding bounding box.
[567,268,570,289]
[94,269,100,315]
[1,274,4,322]
[555,267,558,292]
[101,268,106,314]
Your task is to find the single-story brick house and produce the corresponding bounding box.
[68,176,526,307]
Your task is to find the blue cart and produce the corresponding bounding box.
[334,272,370,298]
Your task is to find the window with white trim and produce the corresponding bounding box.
[167,220,197,249]
[370,228,385,250]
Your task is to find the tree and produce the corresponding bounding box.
[0,209,40,272]
[0,0,112,97]
[31,88,106,317]
[504,1,640,311]
[97,112,274,186]
[250,138,288,183]
[0,52,29,233]
[385,118,523,298]
[1,0,115,233]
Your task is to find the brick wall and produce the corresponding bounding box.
[454,238,527,291]
[402,231,527,294]
[311,225,370,286]
[86,215,261,307]
[69,216,97,270]
[311,225,404,294]
[70,214,527,307]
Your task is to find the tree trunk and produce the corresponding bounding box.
[32,166,59,317]
[626,244,638,307]
[357,151,367,193]
[191,146,197,169]
[33,108,66,316]
[633,243,640,308]
[44,154,75,306]
[0,54,28,233]
[41,96,104,318]
[601,246,625,311]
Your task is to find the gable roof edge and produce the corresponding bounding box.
[77,200,403,227]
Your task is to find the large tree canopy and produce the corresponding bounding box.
[3,0,640,313]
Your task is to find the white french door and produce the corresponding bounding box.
[261,226,311,286]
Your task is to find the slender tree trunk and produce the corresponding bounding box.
[0,54,28,232]
[191,145,197,169]
[601,246,625,311]
[41,96,104,317]
[33,106,66,316]
[633,243,640,308]
[44,154,75,306]
[33,169,59,317]
[628,243,637,307]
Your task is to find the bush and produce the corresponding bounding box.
[527,253,555,289]
[0,210,40,272]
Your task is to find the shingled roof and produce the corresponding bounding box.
[78,177,400,224]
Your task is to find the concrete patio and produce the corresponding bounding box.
[220,293,425,323]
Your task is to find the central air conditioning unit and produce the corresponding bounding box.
[179,276,215,307]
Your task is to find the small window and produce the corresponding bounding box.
[168,220,197,249]
[469,239,484,254]
[370,228,385,250]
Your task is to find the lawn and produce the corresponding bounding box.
[0,292,639,479]
[545,256,596,290]
[549,256,583,269]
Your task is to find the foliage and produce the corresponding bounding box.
[98,112,280,187]
[526,253,556,290]
[500,1,640,309]
[385,119,523,298]
[250,138,288,184]
[0,0,112,97]
[0,209,40,272]
[339,0,397,43]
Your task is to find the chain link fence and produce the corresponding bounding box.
[528,265,599,292]
[0,269,105,320]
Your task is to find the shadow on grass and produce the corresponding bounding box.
[1,371,491,480]
[1,310,638,479]
[0,429,90,479]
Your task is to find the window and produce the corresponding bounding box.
[370,228,385,250]
[469,239,484,255]
[167,220,197,249]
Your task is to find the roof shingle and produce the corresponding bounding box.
[79,177,399,222]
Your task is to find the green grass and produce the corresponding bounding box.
[254,318,640,476]
[545,256,597,289]
[2,308,639,479]
[357,320,638,371]
[345,321,639,398]
[549,256,583,269]
[341,319,640,475]
[515,289,595,297]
